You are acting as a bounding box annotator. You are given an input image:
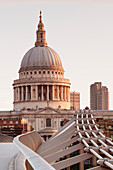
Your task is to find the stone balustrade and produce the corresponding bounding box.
[14,77,70,84]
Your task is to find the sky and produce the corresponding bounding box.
[0,0,113,110]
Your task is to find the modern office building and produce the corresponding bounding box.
[70,91,80,110]
[90,82,109,110]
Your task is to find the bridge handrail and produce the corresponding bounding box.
[13,132,55,170]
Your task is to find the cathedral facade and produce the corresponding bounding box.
[0,12,74,139]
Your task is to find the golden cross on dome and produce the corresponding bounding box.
[39,10,42,23]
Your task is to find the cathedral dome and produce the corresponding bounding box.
[19,46,64,72]
[19,11,64,72]
[13,11,70,111]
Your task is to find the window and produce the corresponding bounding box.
[60,121,64,127]
[3,121,6,124]
[39,71,41,74]
[41,33,43,38]
[48,71,50,74]
[27,72,29,75]
[46,118,51,127]
[10,121,13,124]
[34,71,37,74]
[43,71,45,74]
[15,121,18,124]
[96,119,99,122]
[52,71,54,74]
[111,135,113,140]
[30,72,32,74]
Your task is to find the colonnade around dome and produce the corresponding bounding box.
[14,85,70,102]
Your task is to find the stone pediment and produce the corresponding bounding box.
[37,107,61,115]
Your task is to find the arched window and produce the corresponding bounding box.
[46,118,51,127]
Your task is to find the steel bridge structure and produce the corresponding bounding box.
[13,110,113,170]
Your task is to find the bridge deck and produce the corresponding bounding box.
[13,110,113,170]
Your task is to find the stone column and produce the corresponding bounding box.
[66,87,67,101]
[52,85,54,100]
[66,87,68,101]
[47,85,49,100]
[31,85,33,100]
[61,86,63,101]
[64,86,66,101]
[57,86,59,100]
[21,86,24,101]
[36,85,38,100]
[41,85,44,100]
[68,87,70,101]
[15,87,17,101]
[15,87,16,102]
[25,86,28,101]
[13,87,16,102]
[18,87,20,101]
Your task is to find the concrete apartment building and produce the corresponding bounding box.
[90,82,109,110]
[70,91,80,110]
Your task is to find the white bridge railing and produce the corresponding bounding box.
[13,132,55,170]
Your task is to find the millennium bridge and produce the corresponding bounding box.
[1,109,113,170]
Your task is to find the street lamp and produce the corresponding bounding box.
[21,118,26,133]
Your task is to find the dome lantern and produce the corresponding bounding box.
[35,11,47,47]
